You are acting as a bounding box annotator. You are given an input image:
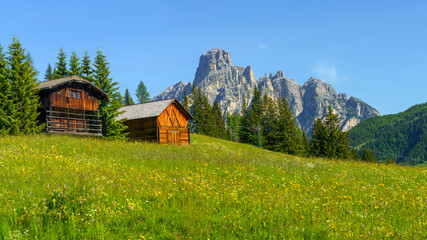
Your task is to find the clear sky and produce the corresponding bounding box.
[1,0,426,115]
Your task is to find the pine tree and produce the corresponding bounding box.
[182,89,189,111]
[136,81,150,103]
[275,96,301,154]
[301,130,310,156]
[52,48,69,79]
[226,112,241,142]
[123,88,134,105]
[310,118,328,157]
[81,51,93,81]
[212,101,227,139]
[200,90,214,136]
[261,94,278,150]
[238,95,251,144]
[248,88,263,146]
[44,64,53,80]
[0,44,14,134]
[92,49,127,140]
[7,38,43,134]
[69,50,81,76]
[324,106,350,159]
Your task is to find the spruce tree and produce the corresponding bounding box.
[248,88,263,146]
[92,49,127,140]
[212,101,227,139]
[301,130,310,156]
[52,48,69,79]
[310,118,328,157]
[226,112,241,142]
[81,51,93,81]
[238,95,251,144]
[0,44,14,134]
[261,94,279,151]
[44,64,53,81]
[69,50,81,76]
[7,38,43,134]
[324,106,350,159]
[123,88,134,105]
[182,90,189,111]
[136,81,150,103]
[275,96,301,155]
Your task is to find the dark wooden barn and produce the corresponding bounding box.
[36,76,108,136]
[117,99,193,144]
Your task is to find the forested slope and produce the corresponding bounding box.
[348,102,427,165]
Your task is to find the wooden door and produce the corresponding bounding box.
[167,130,180,145]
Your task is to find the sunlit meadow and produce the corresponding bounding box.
[0,134,426,239]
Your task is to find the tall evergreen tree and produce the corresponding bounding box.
[238,95,251,144]
[7,38,43,134]
[226,112,241,142]
[92,49,127,139]
[212,101,227,139]
[182,89,189,111]
[310,118,328,157]
[123,88,134,105]
[301,130,310,156]
[324,106,350,159]
[248,88,263,146]
[0,44,14,134]
[136,81,150,103]
[261,94,279,150]
[44,64,53,81]
[52,48,69,79]
[81,51,92,81]
[275,96,301,154]
[69,50,81,76]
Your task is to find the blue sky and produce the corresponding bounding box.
[1,0,426,115]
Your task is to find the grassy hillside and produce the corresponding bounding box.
[0,134,426,239]
[348,102,427,165]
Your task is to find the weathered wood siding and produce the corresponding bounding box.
[157,102,190,145]
[50,86,98,111]
[124,117,157,141]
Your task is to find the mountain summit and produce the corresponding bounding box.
[153,49,380,134]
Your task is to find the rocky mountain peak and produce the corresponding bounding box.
[193,49,233,86]
[153,49,380,134]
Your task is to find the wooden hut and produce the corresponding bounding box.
[117,99,192,144]
[36,76,108,136]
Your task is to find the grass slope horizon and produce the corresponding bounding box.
[0,134,426,239]
[348,102,427,165]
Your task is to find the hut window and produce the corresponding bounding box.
[69,90,82,99]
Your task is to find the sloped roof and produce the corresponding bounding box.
[36,76,108,99]
[117,99,192,121]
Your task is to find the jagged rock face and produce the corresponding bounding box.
[153,49,380,134]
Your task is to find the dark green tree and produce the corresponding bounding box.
[92,49,127,140]
[212,101,227,139]
[44,64,53,80]
[301,130,310,157]
[238,95,251,144]
[350,148,361,160]
[182,89,189,111]
[136,81,150,103]
[52,48,69,79]
[310,118,328,157]
[69,50,81,76]
[0,44,14,134]
[275,96,301,155]
[362,148,376,162]
[324,106,350,159]
[248,88,263,146]
[81,51,93,81]
[123,88,135,106]
[261,94,278,150]
[7,38,43,134]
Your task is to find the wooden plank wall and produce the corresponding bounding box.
[157,102,190,145]
[50,86,99,111]
[124,118,157,141]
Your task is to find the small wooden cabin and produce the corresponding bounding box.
[36,76,108,136]
[117,99,193,144]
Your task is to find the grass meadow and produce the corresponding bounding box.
[0,134,426,239]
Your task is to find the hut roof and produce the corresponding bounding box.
[36,76,108,99]
[117,99,192,121]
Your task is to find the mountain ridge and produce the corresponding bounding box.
[153,49,380,134]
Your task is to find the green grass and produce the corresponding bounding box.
[0,134,426,239]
